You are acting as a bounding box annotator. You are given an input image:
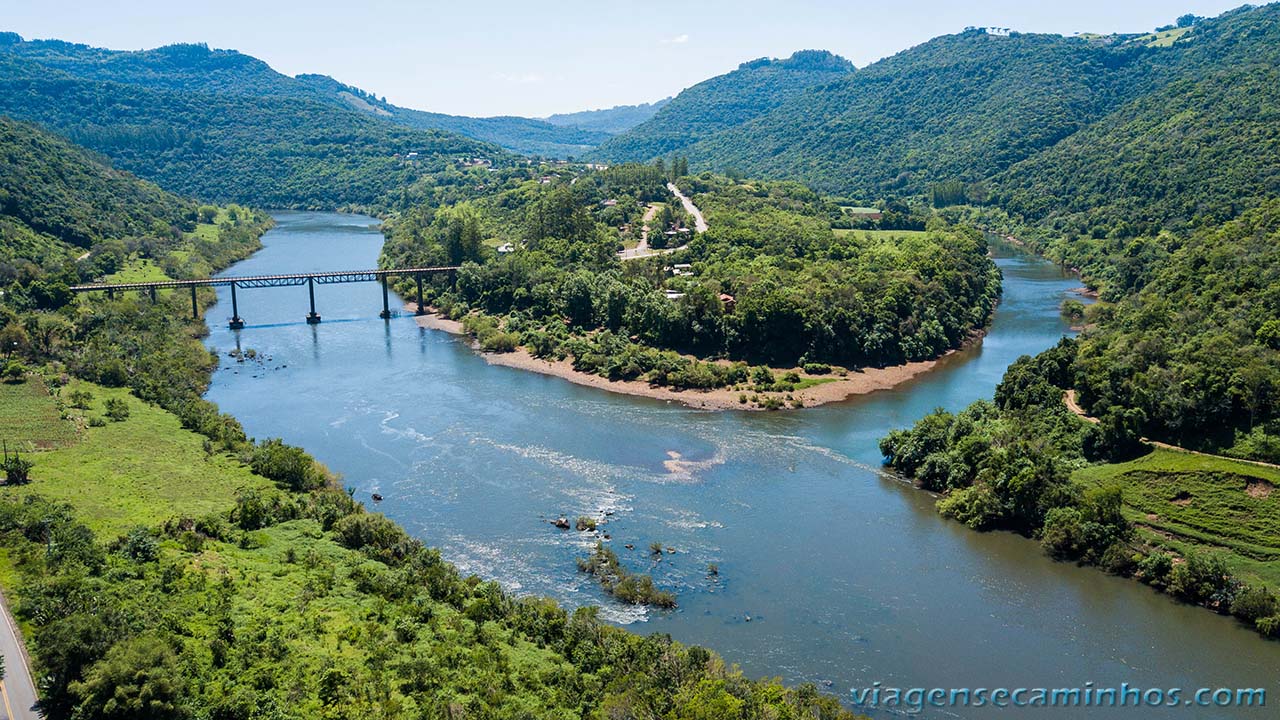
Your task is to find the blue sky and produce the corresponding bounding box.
[3,0,1250,117]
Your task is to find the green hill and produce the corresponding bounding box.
[590,50,854,162]
[678,31,1161,196]
[0,36,503,208]
[0,115,194,256]
[995,5,1280,240]
[632,5,1280,246]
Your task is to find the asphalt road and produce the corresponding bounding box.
[0,591,38,719]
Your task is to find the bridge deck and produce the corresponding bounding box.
[69,266,459,292]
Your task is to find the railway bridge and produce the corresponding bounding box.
[69,266,458,329]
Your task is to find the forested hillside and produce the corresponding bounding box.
[590,50,854,162]
[613,4,1280,242]
[0,116,269,312]
[545,98,671,134]
[996,5,1280,242]
[0,34,611,160]
[0,36,504,207]
[0,116,193,254]
[686,30,1158,196]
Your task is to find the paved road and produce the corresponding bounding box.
[0,591,39,719]
[667,182,708,233]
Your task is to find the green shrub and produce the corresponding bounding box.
[68,389,94,409]
[250,439,324,491]
[104,397,130,421]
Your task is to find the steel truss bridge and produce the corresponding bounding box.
[69,266,459,329]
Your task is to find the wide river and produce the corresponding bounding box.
[205,212,1277,718]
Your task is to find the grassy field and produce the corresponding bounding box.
[104,257,169,284]
[0,377,80,451]
[2,379,270,539]
[1137,26,1193,48]
[1074,448,1280,586]
[834,228,929,240]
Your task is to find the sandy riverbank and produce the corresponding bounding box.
[409,303,982,411]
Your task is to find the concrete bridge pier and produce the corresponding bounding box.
[305,276,321,324]
[415,274,426,316]
[379,276,392,319]
[229,282,245,330]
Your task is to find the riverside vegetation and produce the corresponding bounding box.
[0,111,862,718]
[379,162,999,404]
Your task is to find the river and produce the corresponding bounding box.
[204,212,1278,718]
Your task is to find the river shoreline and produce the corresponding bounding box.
[409,302,984,411]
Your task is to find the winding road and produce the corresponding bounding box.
[618,183,706,261]
[667,182,708,233]
[0,591,39,719]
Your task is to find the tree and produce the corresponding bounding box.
[70,634,189,720]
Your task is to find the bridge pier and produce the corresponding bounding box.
[191,285,199,319]
[107,287,115,300]
[229,282,245,330]
[305,276,321,324]
[415,274,426,316]
[379,276,392,319]
[149,286,157,303]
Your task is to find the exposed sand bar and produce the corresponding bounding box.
[410,303,982,411]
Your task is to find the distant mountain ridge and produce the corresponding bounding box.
[0,34,611,159]
[294,74,613,157]
[590,49,855,162]
[545,99,671,134]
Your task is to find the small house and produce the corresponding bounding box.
[497,242,515,254]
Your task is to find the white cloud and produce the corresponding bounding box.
[660,33,690,45]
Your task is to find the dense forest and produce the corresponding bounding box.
[590,51,854,163]
[0,37,503,208]
[381,162,999,399]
